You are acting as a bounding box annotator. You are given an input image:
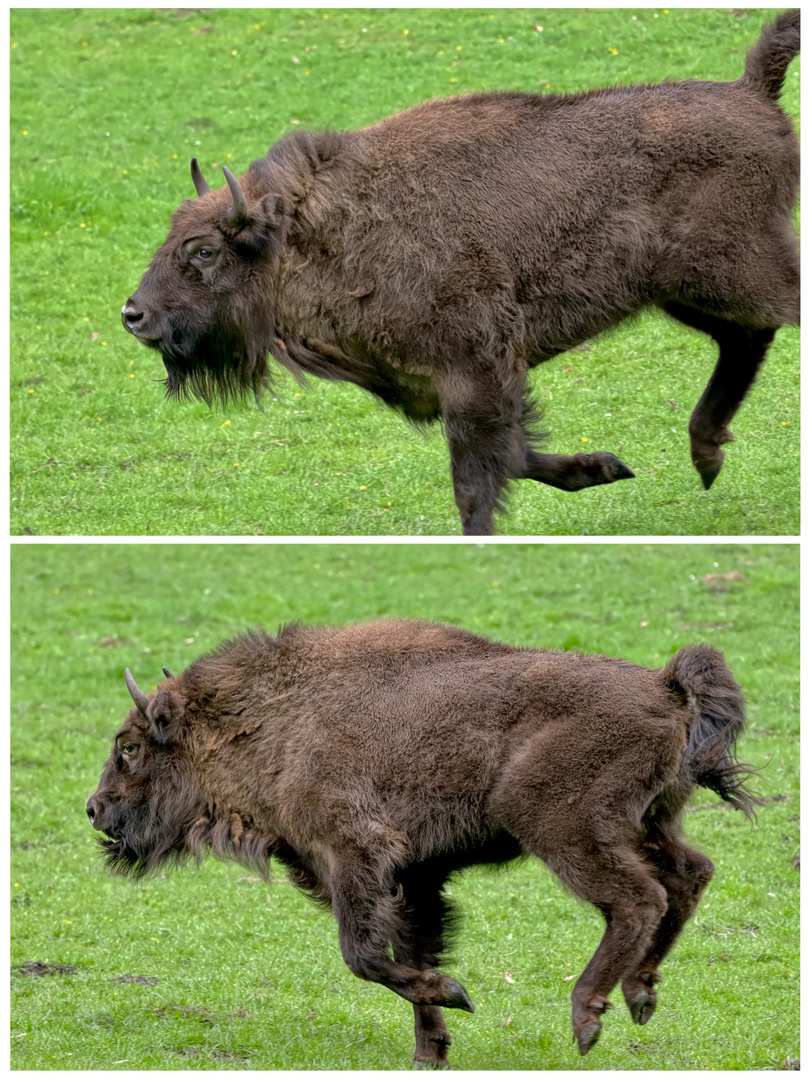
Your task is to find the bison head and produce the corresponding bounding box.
[121,160,288,406]
[86,668,205,879]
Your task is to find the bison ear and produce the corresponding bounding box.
[257,193,284,229]
[226,193,288,258]
[148,689,186,745]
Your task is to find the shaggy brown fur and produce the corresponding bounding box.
[122,11,800,536]
[87,619,758,1066]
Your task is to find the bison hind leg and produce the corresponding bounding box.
[662,303,778,489]
[621,825,714,1023]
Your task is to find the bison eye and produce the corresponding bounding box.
[197,248,214,260]
[119,742,140,758]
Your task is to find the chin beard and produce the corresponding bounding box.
[96,831,190,880]
[160,340,271,408]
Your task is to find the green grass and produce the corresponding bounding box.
[11,542,799,1069]
[10,7,800,536]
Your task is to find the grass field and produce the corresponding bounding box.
[10,7,800,536]
[11,542,799,1070]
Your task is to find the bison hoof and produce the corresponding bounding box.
[692,445,725,489]
[576,1021,602,1056]
[443,979,474,1013]
[698,465,722,490]
[627,987,657,1025]
[599,452,635,483]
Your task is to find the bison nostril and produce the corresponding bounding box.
[121,304,147,336]
[86,802,96,822]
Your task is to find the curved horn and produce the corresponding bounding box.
[190,157,211,198]
[124,668,150,718]
[162,667,174,680]
[223,166,248,228]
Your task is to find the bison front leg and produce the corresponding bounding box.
[392,865,459,1069]
[330,864,474,1018]
[441,366,535,535]
[444,414,516,536]
[522,449,635,491]
[516,391,634,493]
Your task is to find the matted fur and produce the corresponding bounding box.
[88,619,759,1065]
[122,11,800,534]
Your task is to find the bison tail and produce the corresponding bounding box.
[663,644,760,817]
[740,8,800,102]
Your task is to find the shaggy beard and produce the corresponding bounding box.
[161,342,271,409]
[96,833,187,880]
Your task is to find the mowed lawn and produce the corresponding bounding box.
[10,7,800,536]
[11,543,799,1069]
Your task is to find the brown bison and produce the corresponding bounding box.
[87,619,758,1067]
[121,11,800,536]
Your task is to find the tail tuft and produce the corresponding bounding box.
[740,8,800,102]
[664,644,761,817]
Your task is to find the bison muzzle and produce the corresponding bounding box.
[122,11,800,535]
[87,619,759,1067]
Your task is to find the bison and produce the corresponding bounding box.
[121,11,800,536]
[87,618,759,1067]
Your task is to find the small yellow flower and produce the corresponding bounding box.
[128,374,134,379]
[782,421,790,425]
[221,420,231,427]
[360,485,367,491]
[22,129,28,135]
[28,389,34,394]
[608,47,618,55]
[403,29,409,36]
[233,463,239,467]
[231,50,237,56]
[581,436,589,442]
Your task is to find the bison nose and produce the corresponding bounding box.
[86,798,97,825]
[121,301,144,335]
